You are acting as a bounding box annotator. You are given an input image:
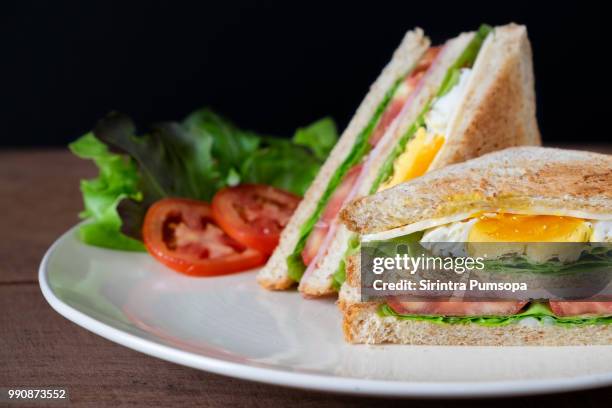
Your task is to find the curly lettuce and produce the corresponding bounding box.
[69,133,145,251]
[70,109,338,250]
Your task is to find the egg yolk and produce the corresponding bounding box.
[378,127,444,191]
[468,213,591,242]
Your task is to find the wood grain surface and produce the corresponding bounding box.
[2,148,612,407]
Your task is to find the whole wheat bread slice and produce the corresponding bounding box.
[341,301,612,345]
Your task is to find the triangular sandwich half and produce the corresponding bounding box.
[339,147,612,345]
[297,23,541,296]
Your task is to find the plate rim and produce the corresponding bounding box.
[38,225,612,398]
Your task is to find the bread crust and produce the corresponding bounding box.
[257,29,430,290]
[345,252,361,288]
[342,302,612,345]
[430,23,540,170]
[341,146,612,235]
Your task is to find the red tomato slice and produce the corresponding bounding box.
[143,198,266,276]
[387,299,528,317]
[549,301,612,317]
[211,184,300,255]
[301,164,363,266]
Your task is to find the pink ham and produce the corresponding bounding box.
[368,96,407,146]
[301,164,363,266]
[369,47,441,146]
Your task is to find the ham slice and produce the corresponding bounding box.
[301,164,363,266]
[369,47,441,146]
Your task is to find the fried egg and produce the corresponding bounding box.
[426,68,472,136]
[419,213,607,263]
[378,128,444,190]
[420,218,477,257]
[468,213,592,242]
[377,68,472,191]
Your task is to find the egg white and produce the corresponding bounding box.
[420,218,477,257]
[365,213,612,263]
[591,220,612,242]
[426,68,472,136]
[362,208,612,243]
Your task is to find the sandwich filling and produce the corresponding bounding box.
[374,212,612,324]
[287,25,494,282]
[378,67,472,190]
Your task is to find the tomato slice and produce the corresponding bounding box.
[211,184,300,255]
[143,198,266,276]
[387,299,528,317]
[549,301,612,317]
[301,164,363,266]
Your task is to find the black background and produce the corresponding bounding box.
[1,0,605,147]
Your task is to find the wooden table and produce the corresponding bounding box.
[2,148,612,407]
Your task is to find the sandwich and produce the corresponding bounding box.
[339,146,612,345]
[257,23,541,295]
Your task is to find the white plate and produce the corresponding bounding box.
[40,226,612,398]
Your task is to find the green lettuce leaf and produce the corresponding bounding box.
[331,233,361,291]
[293,117,338,160]
[71,109,338,248]
[483,247,612,274]
[240,117,338,196]
[240,139,321,197]
[183,109,261,177]
[94,112,225,203]
[68,133,145,251]
[379,302,612,327]
[436,24,492,97]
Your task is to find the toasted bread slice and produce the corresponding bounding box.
[257,28,430,290]
[299,23,541,296]
[428,23,540,170]
[341,301,612,345]
[341,146,612,238]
